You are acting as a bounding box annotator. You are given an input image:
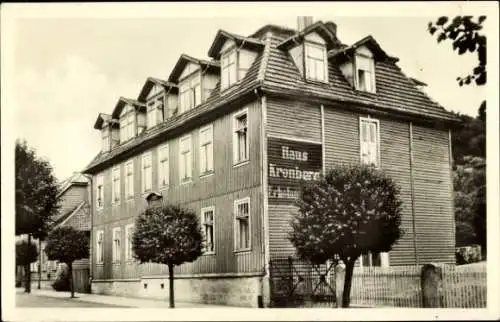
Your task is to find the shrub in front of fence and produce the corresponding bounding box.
[456,245,482,265]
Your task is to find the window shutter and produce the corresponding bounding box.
[360,121,369,162]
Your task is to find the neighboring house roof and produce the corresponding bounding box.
[83,21,459,175]
[53,201,90,231]
[137,77,179,103]
[56,172,89,199]
[167,54,220,83]
[207,29,265,59]
[111,97,146,119]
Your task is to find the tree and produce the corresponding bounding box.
[289,164,404,307]
[132,204,203,308]
[15,139,60,293]
[428,16,486,86]
[16,240,38,292]
[44,227,90,298]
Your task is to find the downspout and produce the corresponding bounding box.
[409,122,418,265]
[255,88,270,307]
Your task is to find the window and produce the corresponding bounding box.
[221,49,237,90]
[234,198,250,251]
[125,224,134,261]
[96,175,104,210]
[355,55,375,93]
[361,252,389,267]
[305,42,327,82]
[96,231,104,264]
[359,117,380,167]
[141,152,152,192]
[233,110,249,164]
[158,144,169,188]
[112,166,120,204]
[102,129,110,152]
[179,135,192,182]
[179,73,201,114]
[201,206,215,254]
[112,227,121,263]
[199,125,214,175]
[147,95,164,128]
[120,106,136,143]
[124,160,134,199]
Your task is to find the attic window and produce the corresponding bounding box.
[221,49,237,90]
[120,106,136,143]
[147,95,164,129]
[101,126,110,152]
[305,42,328,82]
[355,54,375,93]
[179,72,201,114]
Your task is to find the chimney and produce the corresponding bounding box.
[324,21,337,38]
[297,16,313,31]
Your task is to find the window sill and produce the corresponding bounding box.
[234,248,251,254]
[180,178,192,185]
[305,78,330,86]
[201,251,216,256]
[96,207,104,212]
[353,88,378,96]
[96,263,104,266]
[112,262,121,266]
[233,160,249,168]
[158,185,169,192]
[200,171,214,179]
[112,201,120,206]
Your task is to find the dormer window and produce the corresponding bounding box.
[305,42,328,82]
[179,72,201,114]
[221,49,237,90]
[120,105,136,143]
[147,95,164,129]
[355,53,375,93]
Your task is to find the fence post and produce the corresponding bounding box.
[335,262,346,308]
[421,263,443,308]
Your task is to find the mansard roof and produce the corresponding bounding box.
[137,77,178,103]
[111,97,146,119]
[168,54,220,83]
[207,29,265,59]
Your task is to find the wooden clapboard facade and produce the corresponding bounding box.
[83,18,458,305]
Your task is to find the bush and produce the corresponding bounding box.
[51,264,70,292]
[456,244,482,265]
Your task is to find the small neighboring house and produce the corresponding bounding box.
[26,172,91,290]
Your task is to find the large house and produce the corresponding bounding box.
[83,17,458,307]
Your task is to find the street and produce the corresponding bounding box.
[16,292,130,308]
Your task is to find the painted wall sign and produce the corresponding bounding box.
[267,137,322,203]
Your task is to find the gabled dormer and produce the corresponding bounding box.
[137,77,179,129]
[277,18,339,84]
[168,55,220,115]
[207,30,265,91]
[329,35,395,94]
[94,113,119,152]
[111,97,146,144]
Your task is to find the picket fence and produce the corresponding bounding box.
[350,263,486,308]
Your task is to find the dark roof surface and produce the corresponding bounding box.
[93,113,111,130]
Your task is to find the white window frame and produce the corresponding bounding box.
[234,197,251,252]
[158,143,169,189]
[179,134,192,183]
[111,166,121,205]
[125,224,134,261]
[147,95,164,129]
[96,230,104,265]
[141,151,152,193]
[102,128,110,152]
[120,106,136,143]
[96,175,104,210]
[201,206,215,255]
[359,117,381,168]
[355,54,376,93]
[304,41,328,83]
[124,160,134,199]
[199,124,214,176]
[112,227,121,264]
[360,252,389,268]
[221,48,238,90]
[179,72,201,114]
[232,109,249,166]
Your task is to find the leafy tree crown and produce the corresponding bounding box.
[45,226,89,264]
[289,164,404,264]
[132,204,203,266]
[16,240,38,266]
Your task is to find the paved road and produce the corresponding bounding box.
[16,293,130,308]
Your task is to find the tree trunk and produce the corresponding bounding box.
[38,239,42,290]
[68,263,74,298]
[168,263,174,308]
[341,259,355,308]
[25,234,32,293]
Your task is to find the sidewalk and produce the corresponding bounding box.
[16,288,234,308]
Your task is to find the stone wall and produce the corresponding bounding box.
[92,276,262,307]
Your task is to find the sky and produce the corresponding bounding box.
[2,2,497,182]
